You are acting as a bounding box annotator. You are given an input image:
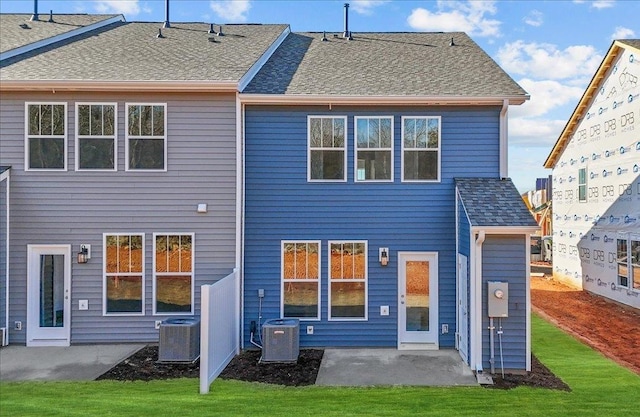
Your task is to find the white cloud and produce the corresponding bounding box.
[93,0,141,16]
[572,0,616,9]
[497,41,602,80]
[523,10,543,27]
[351,1,389,15]
[510,78,585,119]
[611,26,636,40]
[407,0,501,37]
[509,117,569,147]
[210,0,251,22]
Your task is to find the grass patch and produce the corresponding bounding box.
[1,314,638,416]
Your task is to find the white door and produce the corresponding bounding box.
[27,245,71,346]
[457,254,469,363]
[398,252,438,349]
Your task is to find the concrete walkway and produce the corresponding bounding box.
[0,344,145,381]
[316,348,478,386]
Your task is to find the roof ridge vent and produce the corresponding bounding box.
[157,28,165,38]
[449,37,455,46]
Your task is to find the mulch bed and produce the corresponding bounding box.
[97,345,568,390]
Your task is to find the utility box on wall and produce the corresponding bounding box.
[487,281,509,318]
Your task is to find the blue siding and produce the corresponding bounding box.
[481,235,527,370]
[244,105,501,348]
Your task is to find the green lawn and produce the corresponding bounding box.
[1,315,638,417]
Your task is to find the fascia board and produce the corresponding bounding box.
[0,80,238,93]
[238,94,529,106]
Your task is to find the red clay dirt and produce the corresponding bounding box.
[531,275,640,375]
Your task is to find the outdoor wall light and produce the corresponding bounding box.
[379,247,389,266]
[77,244,91,264]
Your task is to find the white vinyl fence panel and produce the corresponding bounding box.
[199,268,240,394]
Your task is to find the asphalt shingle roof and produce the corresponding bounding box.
[456,178,538,228]
[619,39,640,49]
[244,31,527,97]
[1,20,289,83]
[0,14,120,54]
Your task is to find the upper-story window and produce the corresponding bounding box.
[25,103,67,171]
[308,116,347,181]
[578,168,587,202]
[76,103,117,171]
[355,116,393,182]
[401,116,441,182]
[126,104,166,171]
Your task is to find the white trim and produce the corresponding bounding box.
[237,94,245,351]
[471,230,486,372]
[238,26,291,92]
[1,80,239,93]
[24,102,68,171]
[152,233,195,316]
[0,15,126,62]
[26,244,72,347]
[240,94,529,106]
[75,102,118,172]
[471,226,540,235]
[1,170,8,344]
[400,116,441,183]
[307,115,348,182]
[124,103,167,172]
[354,116,394,182]
[280,240,321,321]
[499,99,508,179]
[102,233,145,316]
[328,240,368,321]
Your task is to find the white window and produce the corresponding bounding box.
[401,116,441,182]
[578,168,587,202]
[328,241,367,320]
[355,116,393,181]
[104,234,145,315]
[25,103,67,171]
[617,234,640,290]
[308,116,347,181]
[153,234,194,315]
[282,241,321,320]
[76,103,117,171]
[126,103,167,171]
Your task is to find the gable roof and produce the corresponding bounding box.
[1,19,290,92]
[544,39,640,168]
[0,13,124,61]
[456,178,539,228]
[242,31,528,104]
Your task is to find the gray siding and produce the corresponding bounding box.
[481,235,527,370]
[0,91,237,344]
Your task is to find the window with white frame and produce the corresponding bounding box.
[308,116,347,181]
[578,168,587,202]
[355,116,393,181]
[329,241,367,320]
[126,104,166,171]
[282,241,320,319]
[617,234,640,290]
[154,234,194,314]
[25,103,67,170]
[402,116,441,181]
[76,103,117,171]
[104,234,144,315]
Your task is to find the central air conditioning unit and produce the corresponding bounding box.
[261,318,300,362]
[158,317,200,362]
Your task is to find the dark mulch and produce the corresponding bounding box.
[97,345,569,390]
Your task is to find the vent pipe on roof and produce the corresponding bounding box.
[321,31,328,41]
[30,0,39,21]
[217,25,224,36]
[343,3,352,40]
[449,37,455,46]
[48,10,54,23]
[208,23,215,34]
[163,0,171,28]
[157,28,165,38]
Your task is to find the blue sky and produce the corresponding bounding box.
[2,0,638,192]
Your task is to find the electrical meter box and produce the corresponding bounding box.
[487,281,509,318]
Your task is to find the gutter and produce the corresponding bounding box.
[239,94,529,106]
[0,80,239,93]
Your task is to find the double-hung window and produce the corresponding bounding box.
[104,234,144,315]
[617,234,640,290]
[126,104,167,171]
[76,103,117,171]
[402,116,441,181]
[282,241,320,319]
[355,116,393,181]
[308,116,347,181]
[25,103,67,170]
[153,234,194,314]
[578,168,587,202]
[329,241,367,320]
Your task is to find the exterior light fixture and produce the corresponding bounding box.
[379,247,389,266]
[77,244,91,264]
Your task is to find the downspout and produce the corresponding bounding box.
[473,230,486,372]
[235,93,244,353]
[499,99,508,179]
[4,173,9,345]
